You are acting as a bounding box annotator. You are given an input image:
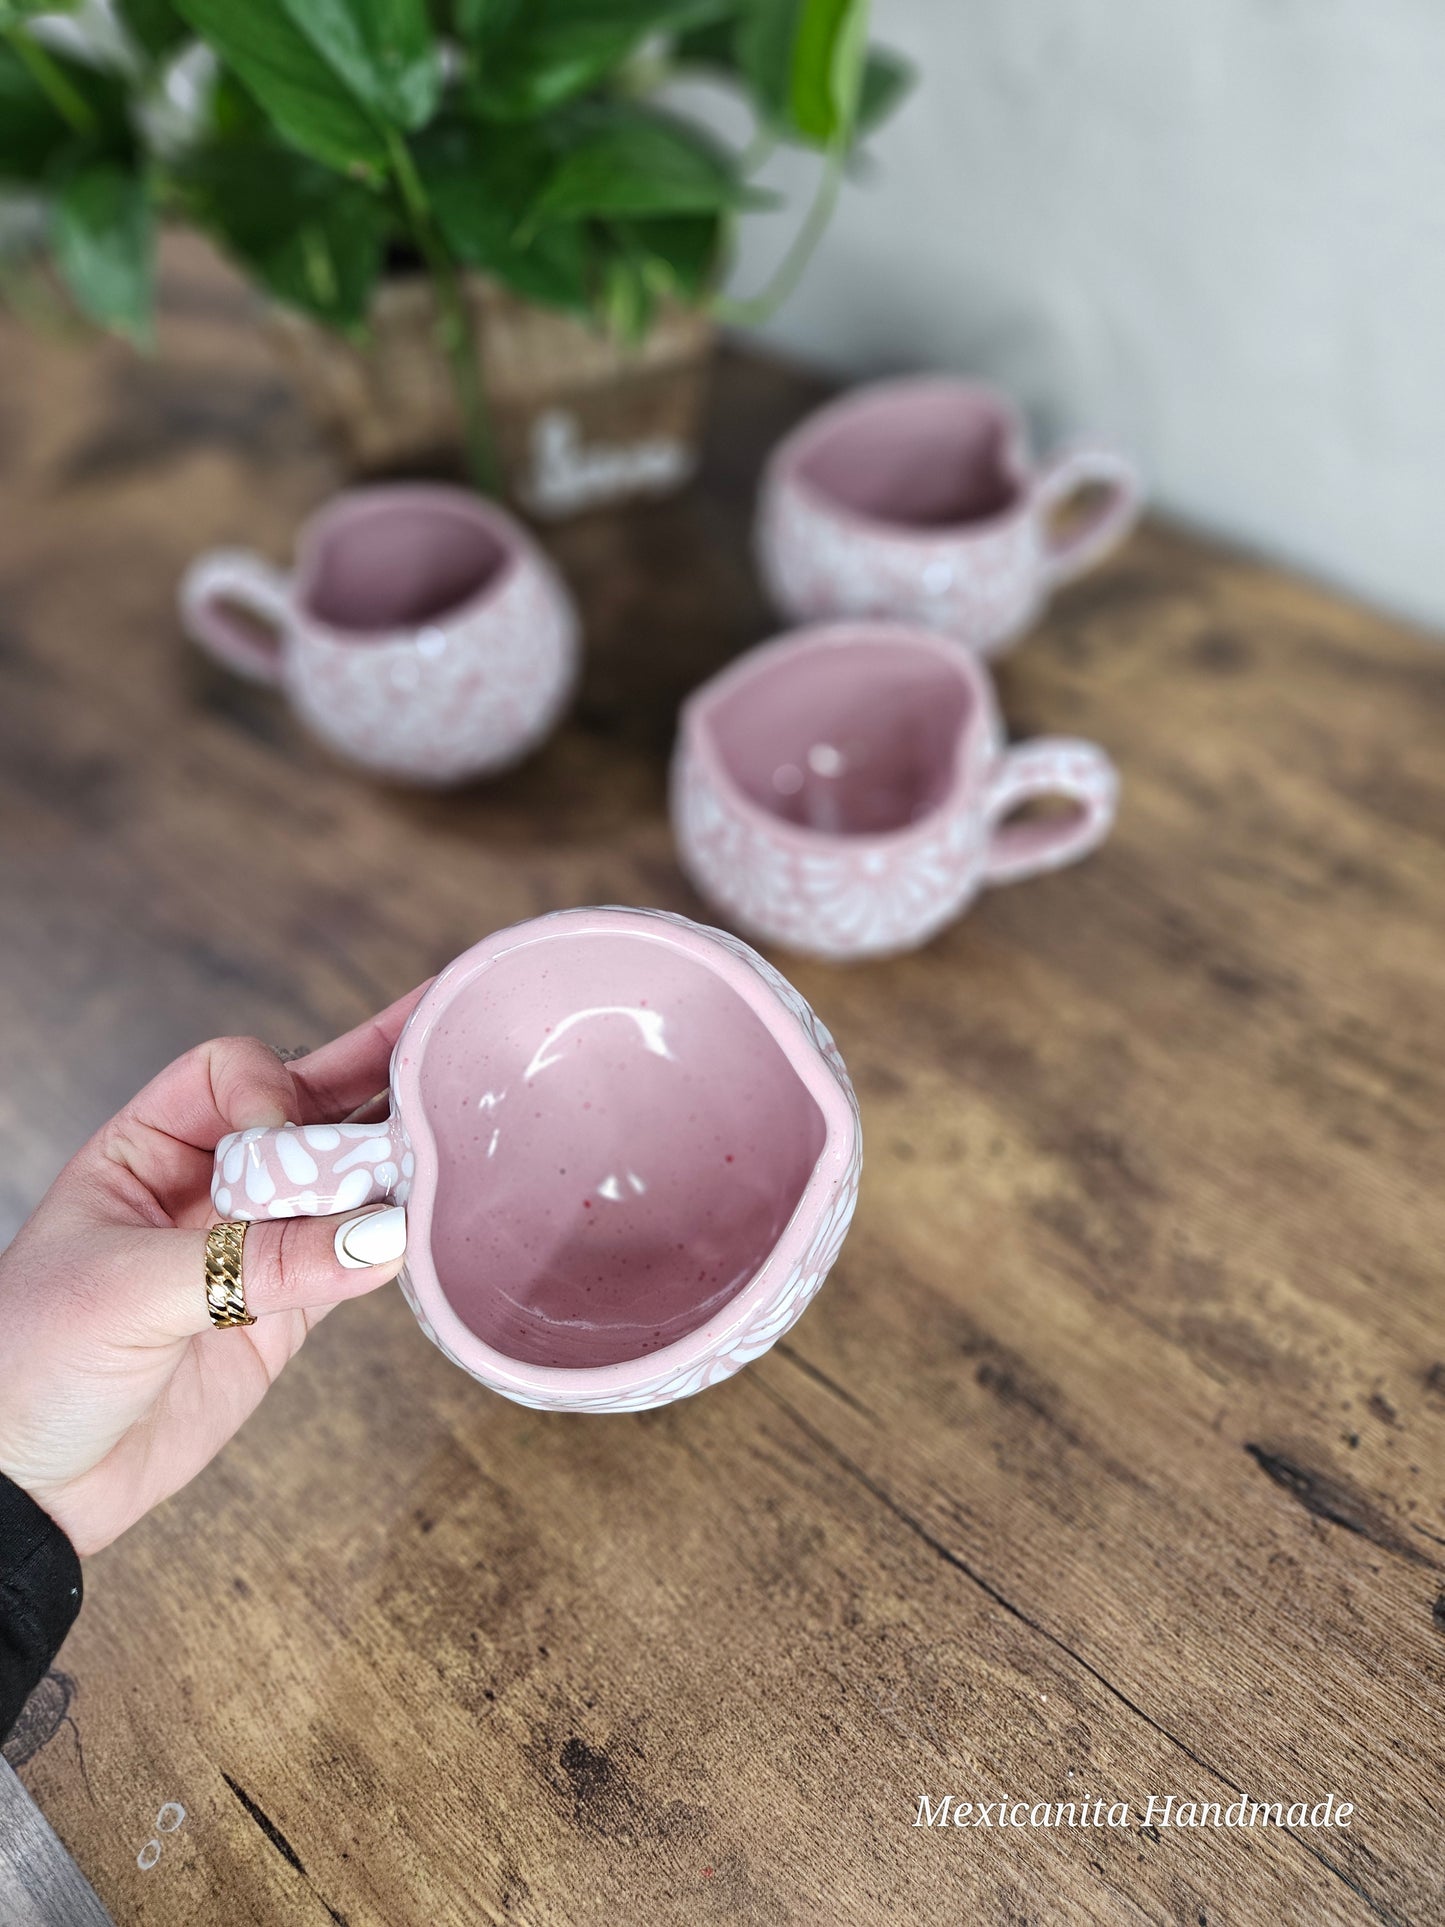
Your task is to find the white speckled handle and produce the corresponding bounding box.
[180,549,293,686]
[1035,443,1142,588]
[982,738,1119,888]
[211,1120,409,1221]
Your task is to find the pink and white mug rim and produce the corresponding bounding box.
[765,374,1035,547]
[678,619,1003,858]
[290,482,526,641]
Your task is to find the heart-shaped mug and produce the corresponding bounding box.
[757,377,1141,656]
[211,908,861,1412]
[673,621,1119,960]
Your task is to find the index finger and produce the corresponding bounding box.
[290,982,431,1123]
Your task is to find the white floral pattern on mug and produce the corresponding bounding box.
[181,485,579,786]
[673,623,1120,961]
[757,377,1142,658]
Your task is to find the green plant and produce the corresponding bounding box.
[0,0,913,485]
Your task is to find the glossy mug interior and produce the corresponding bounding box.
[673,621,1119,960]
[211,908,861,1412]
[757,377,1141,656]
[181,485,578,785]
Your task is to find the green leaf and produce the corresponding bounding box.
[0,1,81,22]
[671,12,740,70]
[0,41,72,178]
[736,0,879,147]
[0,38,132,181]
[735,0,797,129]
[177,136,388,326]
[113,0,190,64]
[600,245,654,344]
[855,45,913,138]
[611,211,722,301]
[449,0,524,43]
[472,0,728,120]
[52,163,152,339]
[415,117,589,312]
[529,105,771,224]
[171,0,389,172]
[209,65,271,137]
[790,0,867,145]
[283,0,439,131]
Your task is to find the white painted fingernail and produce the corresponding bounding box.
[335,1205,407,1269]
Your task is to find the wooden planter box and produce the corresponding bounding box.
[267,273,713,518]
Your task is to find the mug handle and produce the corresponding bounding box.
[180,550,291,686]
[211,1121,400,1221]
[1034,444,1142,588]
[982,738,1119,888]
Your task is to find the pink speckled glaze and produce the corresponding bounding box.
[673,622,1119,961]
[181,485,578,785]
[211,908,860,1412]
[757,377,1141,657]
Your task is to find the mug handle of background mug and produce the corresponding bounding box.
[210,1121,401,1222]
[1034,444,1143,589]
[982,738,1119,889]
[180,550,291,687]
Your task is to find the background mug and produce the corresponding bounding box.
[757,376,1142,656]
[181,484,578,785]
[211,907,861,1413]
[673,621,1119,961]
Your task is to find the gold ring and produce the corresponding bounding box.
[204,1221,257,1328]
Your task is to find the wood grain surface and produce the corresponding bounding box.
[1,237,1443,1926]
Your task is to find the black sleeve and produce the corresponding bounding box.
[0,1473,82,1741]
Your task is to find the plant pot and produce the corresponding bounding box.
[265,273,714,518]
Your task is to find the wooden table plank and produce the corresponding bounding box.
[2,236,1442,1925]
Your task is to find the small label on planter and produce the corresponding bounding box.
[525,409,693,517]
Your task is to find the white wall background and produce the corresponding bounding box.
[701,0,1445,630]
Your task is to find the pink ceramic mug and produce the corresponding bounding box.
[673,621,1118,961]
[757,377,1141,657]
[210,907,860,1412]
[181,485,579,784]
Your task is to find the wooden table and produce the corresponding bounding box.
[2,239,1443,1927]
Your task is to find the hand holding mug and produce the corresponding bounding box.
[0,995,424,1555]
[211,909,862,1414]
